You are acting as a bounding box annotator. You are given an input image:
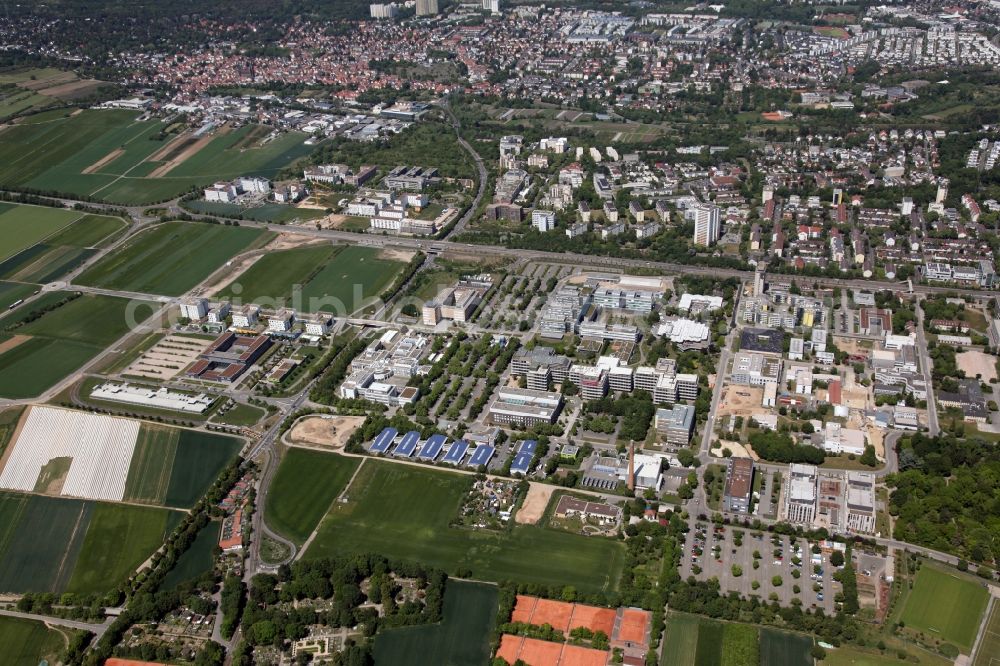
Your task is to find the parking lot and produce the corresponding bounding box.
[680,521,841,614]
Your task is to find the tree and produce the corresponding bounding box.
[830,550,845,567]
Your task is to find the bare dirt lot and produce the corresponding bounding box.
[957,350,997,382]
[379,248,416,262]
[288,415,365,451]
[82,148,124,175]
[0,334,30,355]
[716,385,764,418]
[40,79,105,101]
[514,482,556,525]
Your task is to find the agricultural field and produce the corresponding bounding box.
[161,520,220,590]
[661,614,800,666]
[76,221,269,296]
[374,580,497,666]
[0,109,315,204]
[0,491,178,594]
[0,202,83,261]
[218,244,405,314]
[0,293,155,398]
[0,281,36,310]
[899,563,989,652]
[304,460,626,593]
[972,600,1000,666]
[0,616,72,666]
[123,425,242,509]
[264,448,361,544]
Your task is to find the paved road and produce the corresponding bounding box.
[0,608,112,638]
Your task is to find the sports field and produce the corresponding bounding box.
[304,460,626,593]
[375,580,497,666]
[0,294,155,398]
[76,222,268,296]
[0,491,177,594]
[265,448,360,544]
[900,563,989,652]
[123,425,242,508]
[821,646,951,666]
[972,599,1000,666]
[0,616,69,666]
[0,109,315,204]
[219,244,404,314]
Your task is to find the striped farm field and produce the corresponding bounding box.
[0,490,178,594]
[0,294,156,398]
[76,221,269,296]
[122,424,179,505]
[0,203,83,261]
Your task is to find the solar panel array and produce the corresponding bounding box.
[369,427,397,453]
[394,430,421,457]
[467,445,496,468]
[519,440,538,455]
[441,440,469,464]
[418,433,447,460]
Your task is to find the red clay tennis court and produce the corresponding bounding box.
[569,604,616,637]
[498,635,610,666]
[616,608,650,644]
[512,594,539,624]
[531,597,575,632]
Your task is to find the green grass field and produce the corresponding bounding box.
[304,460,626,593]
[0,203,82,261]
[0,281,37,310]
[662,614,771,666]
[374,580,497,666]
[760,628,813,666]
[0,616,70,666]
[0,109,315,204]
[76,221,267,296]
[900,564,989,652]
[0,294,155,399]
[219,244,404,314]
[214,402,265,427]
[66,502,179,595]
[265,448,360,544]
[821,646,951,666]
[662,613,701,666]
[972,600,1000,666]
[161,520,219,590]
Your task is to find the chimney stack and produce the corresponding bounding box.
[627,441,635,492]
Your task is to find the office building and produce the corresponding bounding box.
[655,404,695,446]
[723,457,754,513]
[488,387,563,427]
[415,0,438,15]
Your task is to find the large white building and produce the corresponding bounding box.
[692,203,720,246]
[532,209,556,232]
[415,0,438,15]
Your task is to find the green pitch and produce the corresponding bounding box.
[265,447,360,544]
[0,616,69,666]
[900,563,989,652]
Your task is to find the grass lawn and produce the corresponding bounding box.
[214,402,265,427]
[305,460,626,593]
[0,293,155,399]
[265,448,360,544]
[821,646,951,666]
[66,502,179,595]
[0,203,82,261]
[374,580,497,666]
[900,563,990,652]
[0,616,70,666]
[220,244,404,314]
[76,221,268,296]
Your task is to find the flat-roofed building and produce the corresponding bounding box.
[785,463,818,525]
[423,286,483,325]
[488,387,563,427]
[723,457,754,513]
[655,404,695,446]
